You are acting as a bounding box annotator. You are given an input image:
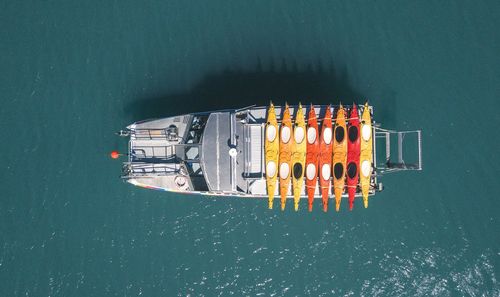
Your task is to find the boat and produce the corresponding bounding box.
[346,104,360,210]
[333,105,347,211]
[318,106,333,212]
[291,104,306,211]
[279,104,293,210]
[115,103,422,211]
[305,105,319,211]
[265,103,279,209]
[359,103,373,208]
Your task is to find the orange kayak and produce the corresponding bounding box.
[279,104,293,210]
[318,106,333,212]
[291,103,306,211]
[359,103,373,208]
[305,105,319,211]
[333,105,347,211]
[265,103,279,209]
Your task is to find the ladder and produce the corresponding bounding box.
[374,128,422,174]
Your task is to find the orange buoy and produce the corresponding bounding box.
[110,151,120,159]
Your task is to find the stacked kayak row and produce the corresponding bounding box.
[265,103,373,212]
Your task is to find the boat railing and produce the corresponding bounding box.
[130,144,176,161]
[130,143,203,162]
[374,128,422,174]
[121,162,182,178]
[130,127,179,141]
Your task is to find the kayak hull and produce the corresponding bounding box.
[265,103,280,209]
[359,103,373,208]
[291,104,306,211]
[318,106,333,212]
[333,105,347,211]
[279,104,293,210]
[346,104,360,210]
[305,105,320,211]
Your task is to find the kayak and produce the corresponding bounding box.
[279,104,293,210]
[291,103,306,211]
[359,102,373,208]
[333,104,347,211]
[265,103,280,209]
[346,104,360,210]
[318,106,333,212]
[305,105,320,211]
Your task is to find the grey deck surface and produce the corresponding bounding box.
[200,112,233,191]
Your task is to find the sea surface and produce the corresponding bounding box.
[1,1,499,296]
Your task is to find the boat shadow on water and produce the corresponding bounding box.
[125,59,373,120]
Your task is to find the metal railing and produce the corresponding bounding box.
[121,162,182,178]
[375,128,422,174]
[131,128,179,141]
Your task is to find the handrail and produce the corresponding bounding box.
[130,127,180,141]
[131,144,174,160]
[121,162,182,177]
[131,128,168,140]
[375,129,422,174]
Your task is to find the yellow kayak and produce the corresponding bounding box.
[265,103,279,209]
[291,103,306,211]
[279,104,293,210]
[332,105,347,211]
[359,103,373,208]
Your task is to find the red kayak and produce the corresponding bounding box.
[318,106,333,212]
[305,105,320,211]
[346,104,360,210]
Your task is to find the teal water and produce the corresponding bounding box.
[1,1,499,296]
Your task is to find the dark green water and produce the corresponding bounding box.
[1,1,499,296]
